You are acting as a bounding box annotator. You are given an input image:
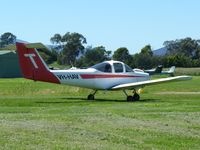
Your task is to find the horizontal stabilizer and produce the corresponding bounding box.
[26,43,48,49]
[0,43,47,50]
[0,44,16,50]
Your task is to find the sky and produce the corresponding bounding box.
[0,0,200,54]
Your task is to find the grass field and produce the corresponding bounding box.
[175,67,200,76]
[0,77,200,150]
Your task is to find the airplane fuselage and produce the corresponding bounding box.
[51,67,149,90]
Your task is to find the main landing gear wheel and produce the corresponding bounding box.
[87,94,94,100]
[123,89,140,102]
[133,93,140,101]
[126,94,140,102]
[87,90,97,100]
[127,96,133,102]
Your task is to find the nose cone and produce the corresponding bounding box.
[135,71,150,82]
[142,72,150,81]
[146,73,150,81]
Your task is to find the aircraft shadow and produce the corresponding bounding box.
[91,98,160,103]
[65,97,161,103]
[35,97,160,104]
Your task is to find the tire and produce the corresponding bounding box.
[133,93,140,101]
[87,94,94,100]
[127,96,133,102]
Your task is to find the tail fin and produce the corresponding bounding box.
[168,66,175,73]
[155,65,163,73]
[16,42,60,84]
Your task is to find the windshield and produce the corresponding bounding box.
[125,64,133,72]
[91,62,112,73]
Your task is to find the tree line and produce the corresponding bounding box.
[1,32,200,69]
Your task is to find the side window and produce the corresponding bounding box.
[92,63,112,73]
[104,64,112,73]
[114,63,123,73]
[125,64,133,72]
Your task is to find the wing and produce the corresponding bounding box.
[111,76,192,90]
[0,43,47,50]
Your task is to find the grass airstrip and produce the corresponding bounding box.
[0,76,199,149]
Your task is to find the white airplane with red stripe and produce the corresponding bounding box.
[15,42,191,101]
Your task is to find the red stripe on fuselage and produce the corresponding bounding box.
[80,74,143,79]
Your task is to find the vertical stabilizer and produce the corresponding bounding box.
[16,42,60,84]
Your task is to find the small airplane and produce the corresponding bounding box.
[12,42,191,101]
[161,66,176,76]
[144,65,175,76]
[144,65,163,75]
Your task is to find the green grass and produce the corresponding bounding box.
[175,67,200,76]
[0,77,200,149]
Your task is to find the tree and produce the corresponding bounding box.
[132,45,155,69]
[37,48,58,64]
[50,34,62,50]
[77,46,111,67]
[163,37,200,58]
[133,53,153,69]
[113,47,132,65]
[50,32,87,65]
[50,34,62,45]
[140,45,153,56]
[163,37,200,67]
[0,32,16,48]
[163,54,192,67]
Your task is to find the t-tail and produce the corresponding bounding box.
[16,42,60,84]
[154,65,163,73]
[168,66,175,73]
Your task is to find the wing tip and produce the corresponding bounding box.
[177,75,192,80]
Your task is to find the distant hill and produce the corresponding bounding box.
[153,47,167,56]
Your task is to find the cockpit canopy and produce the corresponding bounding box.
[91,61,133,73]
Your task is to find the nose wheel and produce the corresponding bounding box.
[126,93,140,102]
[123,90,140,102]
[132,93,140,101]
